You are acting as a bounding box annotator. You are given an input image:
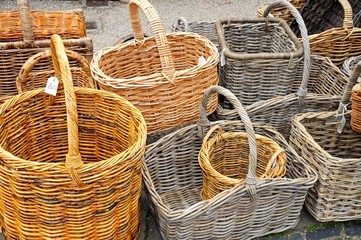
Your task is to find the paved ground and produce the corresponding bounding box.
[1,0,361,239]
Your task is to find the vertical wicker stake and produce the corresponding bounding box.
[17,0,34,44]
[50,34,84,186]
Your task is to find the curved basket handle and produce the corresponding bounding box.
[198,86,258,199]
[339,62,361,111]
[17,0,34,44]
[128,0,175,79]
[338,0,354,28]
[16,49,94,93]
[173,17,189,32]
[50,34,84,186]
[263,0,310,108]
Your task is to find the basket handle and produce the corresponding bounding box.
[338,0,354,28]
[339,62,361,111]
[16,49,94,93]
[263,0,310,108]
[198,86,258,198]
[128,0,176,80]
[50,34,84,186]
[17,0,35,44]
[173,17,189,32]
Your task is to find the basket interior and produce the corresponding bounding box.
[222,21,296,54]
[98,34,216,80]
[300,114,361,159]
[207,134,284,179]
[0,88,143,163]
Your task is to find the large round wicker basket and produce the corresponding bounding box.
[0,35,147,240]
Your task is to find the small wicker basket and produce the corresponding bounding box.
[0,35,147,239]
[199,123,287,200]
[350,63,361,133]
[257,0,307,24]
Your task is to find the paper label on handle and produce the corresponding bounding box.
[44,77,59,96]
[198,56,206,66]
[220,50,226,66]
[337,116,346,134]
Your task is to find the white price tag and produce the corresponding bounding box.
[220,49,226,67]
[337,115,346,134]
[44,77,59,96]
[198,56,206,66]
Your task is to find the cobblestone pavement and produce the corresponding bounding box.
[1,0,361,240]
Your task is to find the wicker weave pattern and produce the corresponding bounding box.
[144,86,317,239]
[350,63,361,132]
[91,0,219,134]
[217,17,303,107]
[257,0,307,24]
[216,54,348,138]
[342,55,361,83]
[0,0,93,99]
[16,49,95,94]
[0,35,147,239]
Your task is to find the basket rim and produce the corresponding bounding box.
[144,121,317,218]
[90,32,219,88]
[0,37,92,50]
[291,110,361,163]
[216,17,303,60]
[199,131,285,185]
[0,87,147,171]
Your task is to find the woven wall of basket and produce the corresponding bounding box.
[0,35,147,239]
[290,62,361,222]
[257,0,307,24]
[350,63,361,133]
[199,122,287,200]
[143,86,317,240]
[0,0,93,100]
[216,1,305,108]
[91,0,219,134]
[262,0,361,66]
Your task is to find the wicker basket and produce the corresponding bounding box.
[263,0,361,66]
[257,0,307,24]
[289,62,361,222]
[342,55,361,83]
[217,0,305,107]
[91,0,219,134]
[350,63,361,133]
[16,49,95,94]
[0,0,93,99]
[173,17,218,48]
[215,54,348,138]
[199,122,287,200]
[143,86,317,240]
[0,35,147,239]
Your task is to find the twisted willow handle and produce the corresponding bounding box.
[50,34,84,186]
[17,0,34,44]
[339,62,361,110]
[198,86,258,198]
[263,0,310,108]
[128,0,175,79]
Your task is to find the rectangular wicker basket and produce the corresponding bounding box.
[0,0,93,100]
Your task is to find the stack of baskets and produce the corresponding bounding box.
[0,0,93,102]
[0,35,147,239]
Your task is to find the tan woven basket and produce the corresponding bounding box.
[257,0,307,24]
[199,122,287,200]
[350,63,361,133]
[262,0,361,66]
[91,0,219,134]
[217,0,305,107]
[289,62,361,222]
[0,0,93,99]
[143,85,317,240]
[0,35,147,239]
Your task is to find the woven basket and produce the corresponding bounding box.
[342,55,361,83]
[257,0,307,24]
[0,35,147,239]
[215,55,348,138]
[143,86,317,240]
[16,49,95,94]
[289,62,361,222]
[91,0,219,134]
[173,17,218,48]
[264,0,361,66]
[0,0,93,99]
[199,122,287,200]
[350,63,361,133]
[217,0,305,108]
